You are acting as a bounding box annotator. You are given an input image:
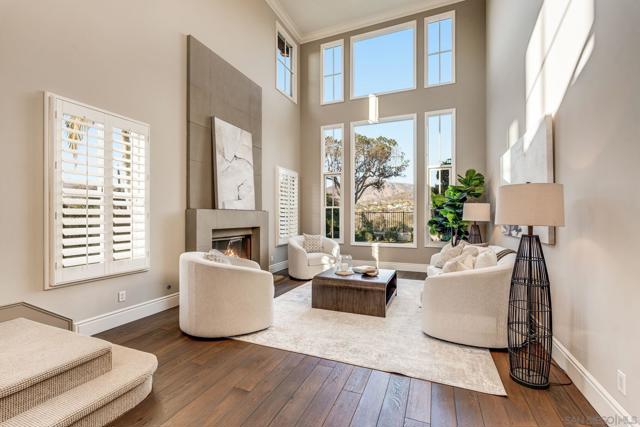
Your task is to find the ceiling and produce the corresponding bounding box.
[266,0,463,43]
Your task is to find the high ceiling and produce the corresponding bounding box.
[266,0,462,43]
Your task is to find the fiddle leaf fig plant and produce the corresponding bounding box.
[428,169,485,246]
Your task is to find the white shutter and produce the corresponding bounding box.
[276,167,299,246]
[47,94,150,288]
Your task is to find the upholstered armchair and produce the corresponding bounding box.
[421,246,516,348]
[179,252,274,338]
[287,235,340,280]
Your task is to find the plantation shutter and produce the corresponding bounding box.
[276,167,299,246]
[48,96,150,287]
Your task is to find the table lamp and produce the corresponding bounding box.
[462,203,490,244]
[495,183,564,389]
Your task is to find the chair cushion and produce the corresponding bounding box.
[307,253,335,267]
[303,234,323,253]
[427,264,443,277]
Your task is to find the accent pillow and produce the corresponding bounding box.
[303,234,323,253]
[461,245,480,258]
[434,241,468,268]
[442,254,475,273]
[475,249,498,269]
[204,249,231,264]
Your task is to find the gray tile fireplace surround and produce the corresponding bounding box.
[186,209,269,270]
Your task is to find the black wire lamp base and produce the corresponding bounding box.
[507,227,553,389]
[468,222,483,244]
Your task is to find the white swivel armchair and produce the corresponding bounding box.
[287,235,340,280]
[421,246,516,348]
[179,252,274,338]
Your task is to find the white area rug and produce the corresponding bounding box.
[234,279,506,395]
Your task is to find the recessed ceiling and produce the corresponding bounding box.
[266,0,463,43]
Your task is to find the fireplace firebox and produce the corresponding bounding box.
[212,234,252,259]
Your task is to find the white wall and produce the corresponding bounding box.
[486,0,640,419]
[0,0,299,320]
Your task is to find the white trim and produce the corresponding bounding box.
[275,22,298,103]
[264,0,302,42]
[350,113,418,248]
[320,123,345,244]
[350,21,417,100]
[320,39,345,105]
[424,10,456,87]
[298,0,464,43]
[74,293,179,336]
[269,260,289,273]
[552,338,636,426]
[352,259,427,273]
[424,108,456,247]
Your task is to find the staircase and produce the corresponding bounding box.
[0,318,157,427]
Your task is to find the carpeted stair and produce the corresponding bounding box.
[0,318,156,427]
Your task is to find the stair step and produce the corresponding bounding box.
[1,344,157,427]
[0,319,112,421]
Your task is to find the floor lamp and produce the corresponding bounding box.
[463,203,490,244]
[495,183,565,388]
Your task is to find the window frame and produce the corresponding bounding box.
[424,108,456,248]
[320,123,345,244]
[350,113,418,248]
[424,10,456,88]
[350,20,417,100]
[320,39,345,105]
[44,92,151,290]
[275,22,298,103]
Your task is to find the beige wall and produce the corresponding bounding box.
[0,0,299,320]
[486,0,639,417]
[299,0,486,265]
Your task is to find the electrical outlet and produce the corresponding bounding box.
[617,370,627,396]
[118,290,126,302]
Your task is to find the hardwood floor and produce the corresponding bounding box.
[101,270,604,427]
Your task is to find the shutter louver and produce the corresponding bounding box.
[59,113,106,269]
[277,167,299,245]
[48,95,150,288]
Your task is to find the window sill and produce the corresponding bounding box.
[46,267,150,290]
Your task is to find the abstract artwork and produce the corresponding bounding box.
[212,117,255,210]
[500,115,555,244]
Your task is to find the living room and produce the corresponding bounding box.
[0,0,638,426]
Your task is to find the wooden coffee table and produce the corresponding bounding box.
[311,268,397,317]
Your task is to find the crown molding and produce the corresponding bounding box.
[298,0,464,43]
[264,0,302,42]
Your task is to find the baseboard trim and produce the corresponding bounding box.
[74,293,179,336]
[270,260,288,273]
[353,260,427,273]
[552,338,634,426]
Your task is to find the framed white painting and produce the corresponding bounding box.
[212,117,255,210]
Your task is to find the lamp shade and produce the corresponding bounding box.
[495,183,565,226]
[462,203,490,222]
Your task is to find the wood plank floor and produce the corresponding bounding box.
[101,270,604,427]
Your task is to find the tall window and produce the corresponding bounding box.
[321,124,344,242]
[426,11,455,86]
[45,94,150,288]
[351,115,416,246]
[321,40,344,104]
[351,21,416,98]
[276,23,297,102]
[426,109,456,245]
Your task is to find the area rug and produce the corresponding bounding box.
[234,279,506,395]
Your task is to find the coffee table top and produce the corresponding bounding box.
[314,268,396,287]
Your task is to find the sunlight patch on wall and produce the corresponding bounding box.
[525,0,594,136]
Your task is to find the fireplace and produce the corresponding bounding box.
[212,234,251,259]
